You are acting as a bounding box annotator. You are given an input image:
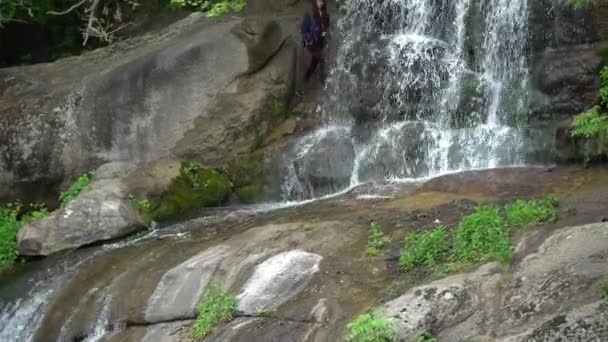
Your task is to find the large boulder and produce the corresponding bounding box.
[16,159,186,256]
[381,222,608,341]
[17,179,142,256]
[291,127,356,198]
[0,14,296,203]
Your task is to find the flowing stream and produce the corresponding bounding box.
[283,0,545,200]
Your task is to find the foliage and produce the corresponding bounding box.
[59,171,95,208]
[504,195,558,229]
[416,330,437,342]
[570,105,608,139]
[170,0,245,16]
[346,310,396,342]
[191,283,237,339]
[571,66,608,139]
[367,223,391,257]
[0,202,48,268]
[453,205,512,265]
[564,0,593,8]
[138,199,151,210]
[399,226,448,270]
[600,278,608,299]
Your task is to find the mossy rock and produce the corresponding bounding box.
[142,162,233,222]
[224,151,270,203]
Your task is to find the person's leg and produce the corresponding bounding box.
[305,49,320,81]
[318,53,327,85]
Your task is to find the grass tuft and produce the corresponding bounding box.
[59,171,95,208]
[504,195,558,229]
[367,223,391,257]
[191,283,237,340]
[346,310,396,342]
[399,226,449,271]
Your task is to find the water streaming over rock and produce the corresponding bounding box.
[284,0,545,200]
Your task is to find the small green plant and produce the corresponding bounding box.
[570,65,608,139]
[570,105,608,138]
[128,193,136,201]
[399,226,449,270]
[59,171,95,208]
[191,283,237,339]
[112,170,121,178]
[367,223,391,257]
[170,0,245,16]
[416,330,437,342]
[138,199,151,211]
[600,278,608,299]
[346,310,396,342]
[453,205,512,265]
[0,202,48,268]
[504,195,558,229]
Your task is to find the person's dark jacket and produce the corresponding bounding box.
[301,10,330,50]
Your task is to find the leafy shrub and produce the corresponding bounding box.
[570,105,608,139]
[191,283,237,339]
[170,0,245,16]
[600,278,608,299]
[453,205,512,264]
[504,195,558,229]
[399,226,448,270]
[416,330,437,342]
[346,310,396,342]
[367,223,391,257]
[0,202,48,268]
[59,171,95,208]
[570,65,608,138]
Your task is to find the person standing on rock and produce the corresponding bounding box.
[301,0,330,84]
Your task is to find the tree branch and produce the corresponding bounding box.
[47,0,89,16]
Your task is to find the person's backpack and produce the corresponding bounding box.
[301,12,314,47]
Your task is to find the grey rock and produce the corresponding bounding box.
[0,15,296,203]
[293,127,356,194]
[236,250,322,315]
[17,179,141,256]
[145,245,230,323]
[530,44,602,122]
[381,222,608,341]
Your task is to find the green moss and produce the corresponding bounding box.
[225,152,268,203]
[145,162,232,222]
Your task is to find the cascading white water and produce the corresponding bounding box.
[284,0,539,200]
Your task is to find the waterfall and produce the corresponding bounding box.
[284,0,538,200]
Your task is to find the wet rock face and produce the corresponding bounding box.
[554,118,608,163]
[528,1,603,123]
[0,15,296,203]
[293,129,356,194]
[236,250,322,315]
[380,222,608,341]
[530,44,602,123]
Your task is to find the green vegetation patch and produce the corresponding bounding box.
[367,223,392,257]
[504,195,558,229]
[0,202,48,268]
[600,278,608,299]
[346,310,396,342]
[571,66,608,139]
[399,226,449,270]
[454,204,512,264]
[170,0,245,16]
[191,283,237,340]
[143,161,232,222]
[59,170,95,208]
[416,330,437,342]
